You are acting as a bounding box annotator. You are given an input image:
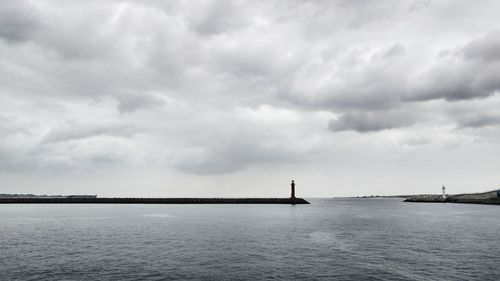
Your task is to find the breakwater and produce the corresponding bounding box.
[405,190,500,205]
[0,197,310,205]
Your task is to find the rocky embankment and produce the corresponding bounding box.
[0,197,310,205]
[404,195,446,202]
[405,190,500,205]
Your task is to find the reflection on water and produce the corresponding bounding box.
[1,199,499,280]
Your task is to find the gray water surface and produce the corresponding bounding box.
[1,199,499,280]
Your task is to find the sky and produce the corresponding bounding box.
[1,0,500,197]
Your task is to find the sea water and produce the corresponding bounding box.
[1,199,499,280]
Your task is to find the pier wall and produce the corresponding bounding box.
[0,197,310,205]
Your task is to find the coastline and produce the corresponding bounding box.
[405,190,500,205]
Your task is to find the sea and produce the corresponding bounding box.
[1,198,499,281]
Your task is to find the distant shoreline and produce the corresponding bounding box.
[334,195,413,199]
[336,190,500,206]
[405,189,500,205]
[358,195,411,199]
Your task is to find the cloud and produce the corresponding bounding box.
[463,30,500,62]
[187,0,251,36]
[381,43,406,58]
[328,111,415,132]
[42,121,139,144]
[173,140,295,175]
[0,0,40,43]
[115,93,166,113]
[457,113,500,129]
[166,105,325,175]
[407,31,500,102]
[2,0,500,189]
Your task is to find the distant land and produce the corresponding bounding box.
[349,195,412,199]
[405,189,500,205]
[337,189,500,205]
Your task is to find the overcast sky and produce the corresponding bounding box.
[1,0,500,197]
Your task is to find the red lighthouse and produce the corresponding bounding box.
[291,180,295,199]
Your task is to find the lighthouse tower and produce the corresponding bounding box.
[291,180,296,199]
[442,185,446,200]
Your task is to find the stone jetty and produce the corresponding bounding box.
[0,180,310,205]
[0,197,310,205]
[405,189,500,205]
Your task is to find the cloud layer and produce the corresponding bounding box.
[1,0,500,196]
